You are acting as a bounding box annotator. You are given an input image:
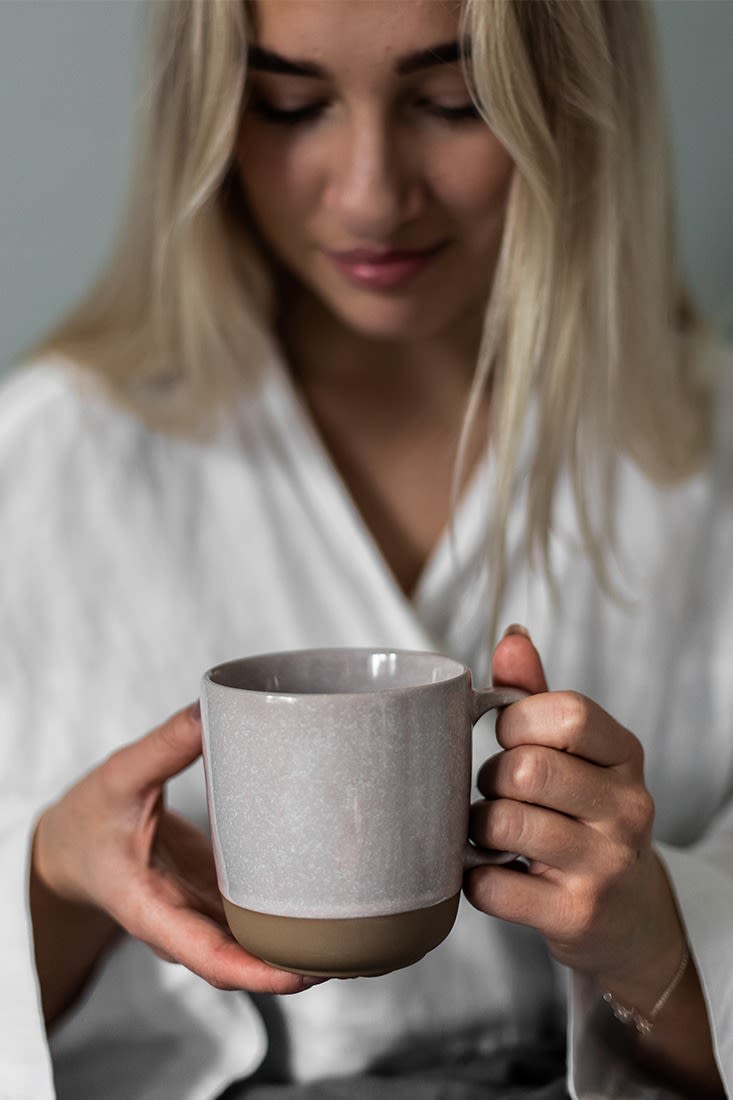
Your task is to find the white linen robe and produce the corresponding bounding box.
[1,347,732,1100]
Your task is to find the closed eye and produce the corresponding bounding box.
[247,97,328,125]
[246,96,482,127]
[417,98,481,122]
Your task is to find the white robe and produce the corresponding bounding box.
[1,346,732,1100]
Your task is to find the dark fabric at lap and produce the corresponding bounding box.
[218,1042,570,1100]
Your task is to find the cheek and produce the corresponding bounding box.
[431,139,514,223]
[236,128,321,238]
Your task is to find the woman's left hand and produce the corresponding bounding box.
[466,626,685,1004]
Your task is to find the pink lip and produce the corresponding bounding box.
[326,243,446,290]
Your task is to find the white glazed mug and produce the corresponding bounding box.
[200,647,527,977]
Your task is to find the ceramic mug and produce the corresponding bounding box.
[200,647,527,978]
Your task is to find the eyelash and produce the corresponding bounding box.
[248,97,481,126]
[249,99,327,125]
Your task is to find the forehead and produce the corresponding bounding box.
[248,0,465,67]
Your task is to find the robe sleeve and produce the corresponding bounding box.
[567,833,733,1099]
[0,363,268,1100]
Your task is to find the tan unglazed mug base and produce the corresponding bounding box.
[222,893,461,978]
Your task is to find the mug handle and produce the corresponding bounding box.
[463,685,530,870]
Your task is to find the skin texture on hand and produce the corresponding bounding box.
[464,627,723,1097]
[27,646,722,1094]
[31,704,320,1026]
[467,631,676,995]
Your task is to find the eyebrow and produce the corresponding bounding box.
[247,39,469,79]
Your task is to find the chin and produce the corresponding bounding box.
[326,295,457,344]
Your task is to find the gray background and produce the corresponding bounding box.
[0,0,731,372]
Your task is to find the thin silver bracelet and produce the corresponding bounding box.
[602,942,690,1036]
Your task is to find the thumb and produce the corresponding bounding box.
[105,702,203,797]
[492,624,548,696]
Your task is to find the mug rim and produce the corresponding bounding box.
[203,646,470,698]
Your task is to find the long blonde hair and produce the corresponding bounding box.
[33,0,710,638]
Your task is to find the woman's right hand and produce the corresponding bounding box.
[32,703,317,1024]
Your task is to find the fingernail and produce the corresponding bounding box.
[301,977,328,988]
[502,623,531,640]
[189,700,201,722]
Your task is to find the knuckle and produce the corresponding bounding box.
[206,969,233,992]
[604,838,639,881]
[510,746,550,800]
[628,735,646,771]
[556,692,590,744]
[489,799,525,852]
[622,787,655,840]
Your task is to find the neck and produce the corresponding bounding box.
[273,280,491,599]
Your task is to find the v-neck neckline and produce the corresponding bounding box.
[261,350,495,620]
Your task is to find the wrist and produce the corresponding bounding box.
[594,853,685,1013]
[601,939,690,1035]
[596,926,686,1015]
[32,806,88,907]
[30,813,120,1027]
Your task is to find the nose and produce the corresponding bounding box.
[324,111,424,239]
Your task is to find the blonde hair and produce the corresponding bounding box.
[33,0,710,638]
[458,0,709,637]
[33,0,273,431]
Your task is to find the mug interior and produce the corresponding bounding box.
[207,648,466,695]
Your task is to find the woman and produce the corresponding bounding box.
[1,1,730,1097]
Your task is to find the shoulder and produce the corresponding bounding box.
[0,355,281,566]
[0,355,145,472]
[0,358,202,576]
[0,359,127,557]
[0,356,84,446]
[0,358,100,520]
[0,356,225,501]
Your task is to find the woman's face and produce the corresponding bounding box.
[236,0,513,345]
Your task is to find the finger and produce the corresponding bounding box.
[104,703,203,797]
[492,626,548,696]
[496,691,641,769]
[470,797,590,871]
[154,811,225,922]
[477,746,622,822]
[464,863,564,937]
[125,889,318,995]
